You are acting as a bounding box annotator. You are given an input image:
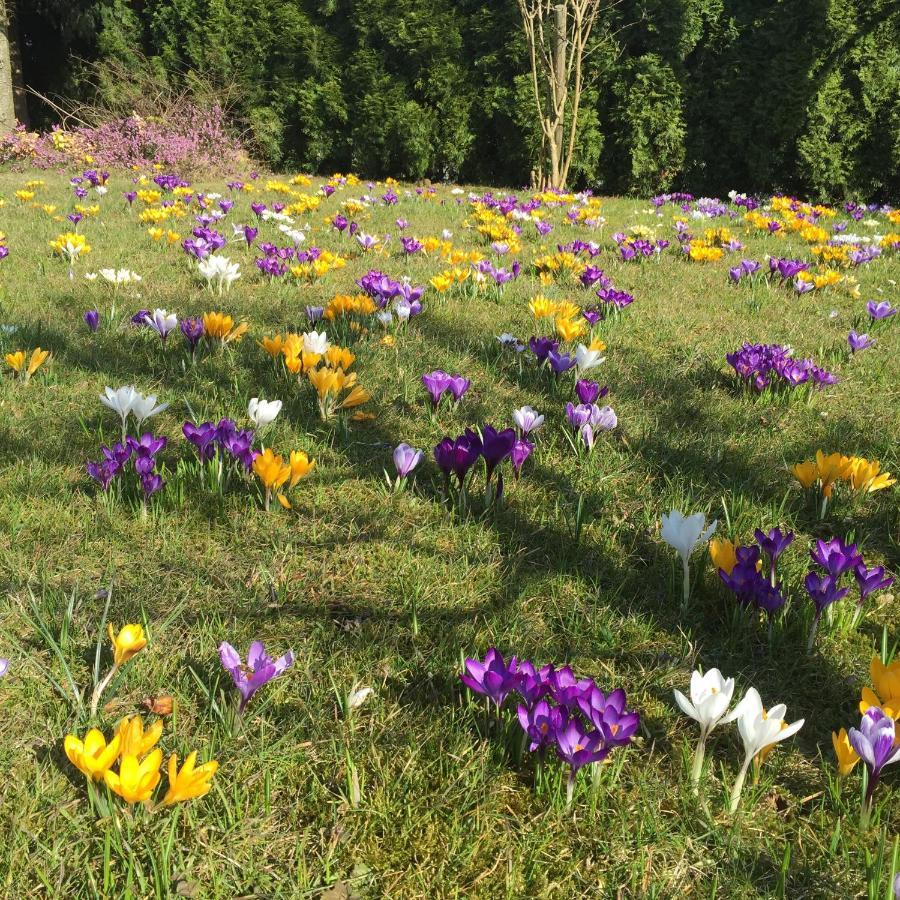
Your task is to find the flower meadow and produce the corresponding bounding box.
[0,169,897,897]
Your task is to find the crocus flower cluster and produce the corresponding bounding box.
[710,527,793,618]
[675,670,803,812]
[804,538,893,651]
[792,451,895,517]
[728,259,762,282]
[434,425,517,508]
[461,649,639,806]
[86,433,166,503]
[421,370,470,409]
[726,342,837,391]
[565,401,616,452]
[183,418,258,470]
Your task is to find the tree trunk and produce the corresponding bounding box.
[550,2,568,189]
[0,0,26,132]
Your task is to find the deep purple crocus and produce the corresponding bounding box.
[804,571,850,615]
[183,421,219,462]
[447,375,471,403]
[576,686,640,746]
[219,640,294,712]
[554,719,609,772]
[547,349,575,374]
[181,317,204,357]
[460,648,521,707]
[754,527,794,568]
[529,336,558,363]
[575,380,608,404]
[86,459,121,491]
[83,310,100,333]
[480,426,516,483]
[854,563,894,603]
[140,472,164,498]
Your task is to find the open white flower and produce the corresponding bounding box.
[197,255,241,294]
[99,268,142,286]
[145,309,178,343]
[674,668,739,787]
[248,397,282,428]
[575,343,605,374]
[302,330,330,355]
[729,687,804,813]
[100,385,138,435]
[513,406,544,435]
[661,509,716,608]
[130,391,169,432]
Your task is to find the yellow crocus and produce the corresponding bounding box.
[203,313,247,344]
[108,623,147,666]
[430,272,454,292]
[831,729,860,777]
[308,366,345,399]
[253,448,291,491]
[325,346,355,370]
[116,716,163,758]
[288,451,315,487]
[848,457,895,494]
[589,337,607,352]
[64,729,122,781]
[815,450,852,498]
[709,539,738,575]
[105,749,163,803]
[4,350,25,374]
[555,316,586,343]
[160,752,219,806]
[26,348,50,377]
[259,334,285,358]
[792,460,818,489]
[338,385,370,410]
[529,295,557,319]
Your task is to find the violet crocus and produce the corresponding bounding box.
[805,572,850,651]
[510,437,534,478]
[848,331,875,353]
[480,426,516,484]
[183,421,218,462]
[422,370,452,406]
[447,376,471,404]
[854,563,894,604]
[517,699,565,751]
[867,301,896,321]
[575,380,608,405]
[547,349,575,374]
[810,538,862,577]
[754,527,794,585]
[393,443,423,479]
[242,225,258,247]
[140,472,164,499]
[849,708,900,827]
[83,310,100,333]
[555,718,609,805]
[86,458,121,491]
[219,640,295,713]
[181,317,204,359]
[460,648,520,708]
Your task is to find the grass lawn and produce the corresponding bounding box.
[0,171,897,898]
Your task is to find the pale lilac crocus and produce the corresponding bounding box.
[393,443,423,478]
[219,641,294,713]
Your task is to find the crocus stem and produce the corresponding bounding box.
[860,774,878,830]
[566,770,576,810]
[90,663,119,717]
[264,488,271,512]
[729,755,752,814]
[690,735,707,790]
[680,559,691,613]
[807,612,821,654]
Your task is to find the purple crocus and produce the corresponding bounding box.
[181,317,204,357]
[393,443,423,478]
[422,370,452,406]
[510,437,534,478]
[83,310,100,333]
[86,458,121,491]
[517,700,565,751]
[529,336,558,363]
[140,472,164,499]
[848,331,875,353]
[854,563,894,603]
[867,301,896,321]
[849,708,900,824]
[219,640,295,713]
[480,426,516,483]
[547,349,575,374]
[183,421,219,462]
[810,538,862,577]
[460,648,521,707]
[805,571,850,614]
[754,527,794,574]
[242,225,258,247]
[575,380,608,405]
[447,375,471,403]
[554,718,609,772]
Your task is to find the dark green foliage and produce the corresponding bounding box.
[16,0,900,198]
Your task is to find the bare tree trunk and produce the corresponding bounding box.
[551,3,567,189]
[0,0,26,132]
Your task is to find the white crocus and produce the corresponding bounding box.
[346,686,374,712]
[729,687,804,813]
[248,397,282,429]
[575,343,605,374]
[99,268,142,286]
[302,330,330,355]
[130,391,169,433]
[661,509,716,609]
[513,406,544,435]
[674,668,739,788]
[197,254,241,294]
[100,385,138,439]
[146,308,178,343]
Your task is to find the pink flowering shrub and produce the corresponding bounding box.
[0,104,248,174]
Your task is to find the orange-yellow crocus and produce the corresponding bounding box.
[555,316,586,343]
[338,385,370,410]
[326,346,355,370]
[104,749,163,803]
[848,457,895,494]
[4,350,24,374]
[5,348,50,380]
[860,656,900,723]
[160,752,219,806]
[815,450,852,498]
[253,448,291,511]
[832,728,860,776]
[259,334,285,358]
[529,295,557,319]
[64,729,121,781]
[109,623,147,666]
[26,348,50,377]
[116,716,163,758]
